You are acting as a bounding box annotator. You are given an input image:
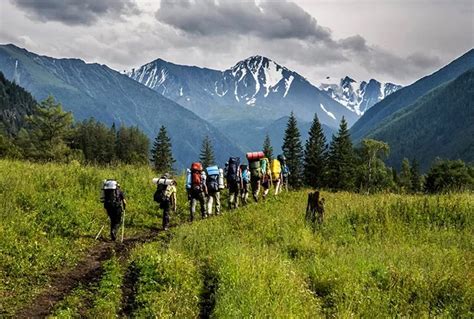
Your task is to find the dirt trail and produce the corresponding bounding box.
[15,230,161,319]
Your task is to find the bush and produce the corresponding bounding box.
[425,159,474,193]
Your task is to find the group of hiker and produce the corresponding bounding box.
[100,151,290,240]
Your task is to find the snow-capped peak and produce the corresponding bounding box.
[320,77,402,115]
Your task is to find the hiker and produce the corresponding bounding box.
[278,154,290,192]
[206,165,225,215]
[240,164,250,205]
[226,157,242,209]
[247,151,265,202]
[271,157,282,195]
[153,174,177,230]
[101,180,126,241]
[188,162,207,221]
[260,157,272,200]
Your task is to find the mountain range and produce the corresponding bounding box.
[319,77,402,115]
[1,42,472,171]
[0,44,241,168]
[127,55,359,127]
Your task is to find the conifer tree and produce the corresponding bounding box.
[150,125,175,173]
[410,159,422,193]
[116,125,149,165]
[282,112,304,188]
[262,134,274,160]
[303,114,327,188]
[200,135,215,168]
[399,158,412,192]
[22,96,73,161]
[327,117,356,190]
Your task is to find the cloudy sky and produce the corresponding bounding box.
[1,0,473,85]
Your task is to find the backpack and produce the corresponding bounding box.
[206,166,220,192]
[241,165,250,183]
[282,164,290,177]
[249,160,262,180]
[260,158,269,175]
[227,157,240,183]
[102,180,121,209]
[270,159,282,180]
[154,178,173,203]
[191,162,203,191]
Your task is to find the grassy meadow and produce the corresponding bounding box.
[0,159,472,317]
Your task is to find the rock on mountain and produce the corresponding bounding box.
[0,44,241,168]
[127,55,359,128]
[366,68,474,171]
[350,49,474,142]
[320,77,402,115]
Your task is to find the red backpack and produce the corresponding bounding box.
[191,162,203,190]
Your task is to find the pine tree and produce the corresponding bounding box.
[200,135,215,168]
[327,117,356,190]
[282,112,304,188]
[399,158,412,192]
[303,114,327,188]
[22,96,74,161]
[410,158,422,193]
[150,125,175,173]
[262,134,274,160]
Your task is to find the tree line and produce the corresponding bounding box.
[0,96,150,165]
[279,112,474,194]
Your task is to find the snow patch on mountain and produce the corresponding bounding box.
[320,103,336,121]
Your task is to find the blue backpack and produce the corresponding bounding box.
[241,167,250,183]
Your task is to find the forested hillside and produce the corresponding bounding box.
[367,69,474,171]
[0,72,36,135]
[351,49,474,141]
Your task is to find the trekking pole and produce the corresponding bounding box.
[121,209,125,243]
[95,225,105,240]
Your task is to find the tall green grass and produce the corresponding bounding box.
[1,159,472,317]
[129,191,473,317]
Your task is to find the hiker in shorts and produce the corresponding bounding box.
[188,162,207,221]
[206,165,224,215]
[226,157,242,209]
[153,174,177,230]
[101,180,126,241]
[240,164,250,205]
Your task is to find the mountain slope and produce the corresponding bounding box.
[351,49,474,141]
[0,44,241,167]
[366,69,474,171]
[320,76,401,115]
[0,71,37,135]
[128,55,359,128]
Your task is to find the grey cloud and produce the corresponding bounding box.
[10,0,139,25]
[407,52,442,70]
[156,0,332,41]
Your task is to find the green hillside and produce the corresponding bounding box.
[367,69,474,171]
[351,49,474,141]
[1,160,472,317]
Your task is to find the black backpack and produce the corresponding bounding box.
[103,189,121,209]
[154,183,168,203]
[227,157,240,183]
[207,174,220,192]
